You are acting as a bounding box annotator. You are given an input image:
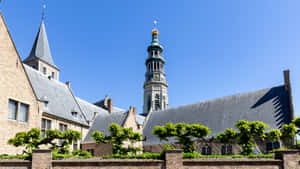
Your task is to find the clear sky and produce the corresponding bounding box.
[1,0,300,117]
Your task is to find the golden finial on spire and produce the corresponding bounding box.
[152,20,159,35]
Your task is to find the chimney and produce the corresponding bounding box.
[66,81,71,88]
[284,70,291,90]
[283,69,295,120]
[129,106,137,116]
[104,95,109,107]
[107,98,113,113]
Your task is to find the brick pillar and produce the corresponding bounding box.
[32,149,52,169]
[165,149,183,169]
[275,150,299,169]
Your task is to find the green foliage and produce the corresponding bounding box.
[8,128,81,155]
[92,123,142,155]
[103,152,162,159]
[152,122,210,153]
[183,152,274,159]
[72,149,92,158]
[217,120,269,155]
[293,117,300,130]
[235,120,268,155]
[216,128,237,144]
[281,123,297,141]
[52,150,92,159]
[267,129,282,142]
[0,154,31,160]
[162,144,176,150]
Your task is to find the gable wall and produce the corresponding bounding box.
[0,12,42,154]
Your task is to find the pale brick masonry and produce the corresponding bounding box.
[0,149,299,169]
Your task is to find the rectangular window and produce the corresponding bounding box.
[73,141,78,150]
[59,123,67,132]
[41,119,51,137]
[59,123,67,145]
[8,100,17,120]
[51,72,55,79]
[19,103,28,122]
[43,67,47,75]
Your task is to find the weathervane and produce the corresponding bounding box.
[42,1,46,20]
[153,20,157,29]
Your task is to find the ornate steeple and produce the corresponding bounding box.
[23,6,60,80]
[143,21,168,115]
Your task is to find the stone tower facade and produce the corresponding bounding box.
[143,28,168,115]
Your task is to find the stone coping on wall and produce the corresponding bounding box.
[53,159,164,162]
[52,159,164,167]
[32,149,52,153]
[183,158,282,166]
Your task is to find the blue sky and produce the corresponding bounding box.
[1,1,300,117]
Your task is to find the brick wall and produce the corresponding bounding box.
[0,12,42,155]
[1,149,299,169]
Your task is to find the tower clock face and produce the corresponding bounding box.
[154,74,160,80]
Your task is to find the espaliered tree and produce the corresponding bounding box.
[152,123,210,153]
[216,120,285,155]
[216,128,237,145]
[8,128,81,154]
[92,123,142,155]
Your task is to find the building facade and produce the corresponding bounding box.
[0,11,144,155]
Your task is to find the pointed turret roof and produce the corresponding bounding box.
[24,20,58,69]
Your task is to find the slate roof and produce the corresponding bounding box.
[23,20,58,69]
[83,111,128,142]
[75,97,108,122]
[24,64,88,126]
[143,85,293,146]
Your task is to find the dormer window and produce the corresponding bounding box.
[44,101,48,108]
[71,111,78,118]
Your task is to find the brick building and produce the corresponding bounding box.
[0,11,144,155]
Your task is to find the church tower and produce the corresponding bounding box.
[23,19,59,80]
[143,25,168,115]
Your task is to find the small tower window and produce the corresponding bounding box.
[155,94,160,111]
[51,72,55,79]
[43,67,47,75]
[147,96,151,112]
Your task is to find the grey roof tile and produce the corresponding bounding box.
[83,111,128,142]
[75,97,108,122]
[23,64,88,126]
[143,86,293,145]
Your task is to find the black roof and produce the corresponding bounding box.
[143,85,293,145]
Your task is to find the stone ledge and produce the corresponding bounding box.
[32,149,52,153]
[164,149,183,153]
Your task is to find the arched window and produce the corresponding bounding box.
[155,94,160,111]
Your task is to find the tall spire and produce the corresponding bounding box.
[143,21,168,115]
[23,17,58,69]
